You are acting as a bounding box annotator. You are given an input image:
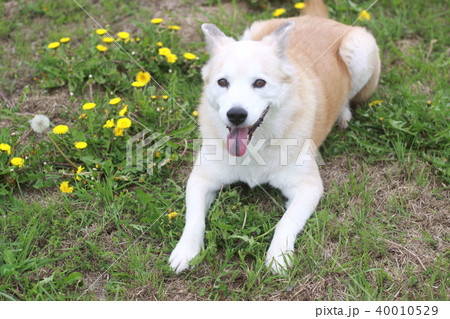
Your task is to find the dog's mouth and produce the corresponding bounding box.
[226,105,270,157]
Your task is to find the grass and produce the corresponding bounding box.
[0,0,448,300]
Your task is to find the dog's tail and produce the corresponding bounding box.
[302,0,328,19]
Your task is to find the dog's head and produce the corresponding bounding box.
[201,22,297,157]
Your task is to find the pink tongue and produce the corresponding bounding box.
[227,127,249,157]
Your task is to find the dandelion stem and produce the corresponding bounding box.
[89,83,94,103]
[46,132,78,169]
[7,129,33,165]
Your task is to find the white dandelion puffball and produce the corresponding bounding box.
[30,115,50,133]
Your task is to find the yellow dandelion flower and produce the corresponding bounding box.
[82,102,96,110]
[103,119,115,128]
[48,42,60,49]
[183,52,196,60]
[168,212,178,220]
[294,2,305,9]
[11,157,24,168]
[151,95,157,99]
[166,53,177,63]
[162,95,168,100]
[117,117,131,129]
[155,151,160,158]
[273,8,286,17]
[192,110,198,117]
[0,143,11,155]
[118,31,130,39]
[158,47,171,57]
[74,142,87,149]
[103,37,114,43]
[426,100,432,106]
[109,97,121,105]
[77,166,84,174]
[60,181,73,193]
[96,29,107,35]
[359,10,371,21]
[168,25,180,31]
[119,105,128,117]
[136,71,151,84]
[136,37,140,42]
[53,125,69,134]
[60,37,70,43]
[96,44,108,52]
[379,117,384,121]
[79,113,88,119]
[156,41,163,47]
[114,127,124,137]
[132,81,145,87]
[151,18,164,24]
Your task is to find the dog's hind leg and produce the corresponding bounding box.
[338,102,352,129]
[339,27,380,104]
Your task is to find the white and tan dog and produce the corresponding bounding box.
[169,0,380,274]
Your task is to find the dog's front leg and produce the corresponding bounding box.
[169,166,220,274]
[266,164,324,274]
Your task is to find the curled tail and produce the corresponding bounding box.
[302,0,328,19]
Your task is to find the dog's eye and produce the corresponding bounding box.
[253,79,266,88]
[217,78,229,88]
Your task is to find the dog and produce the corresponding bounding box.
[169,0,380,274]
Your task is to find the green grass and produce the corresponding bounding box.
[0,0,448,300]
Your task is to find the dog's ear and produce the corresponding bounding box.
[262,21,295,57]
[202,23,234,53]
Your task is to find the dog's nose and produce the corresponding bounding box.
[227,107,247,125]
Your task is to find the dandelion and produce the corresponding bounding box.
[82,102,96,110]
[151,18,163,24]
[119,105,128,117]
[294,2,305,9]
[109,97,121,105]
[136,71,151,84]
[379,117,384,121]
[168,25,180,31]
[96,29,107,35]
[158,47,171,56]
[60,181,73,193]
[183,52,196,60]
[116,117,131,129]
[103,37,114,43]
[426,100,432,106]
[166,53,177,63]
[0,143,11,155]
[136,37,140,42]
[155,151,160,158]
[60,37,70,43]
[30,114,50,133]
[48,42,60,49]
[96,44,108,52]
[11,157,24,168]
[103,119,115,128]
[192,110,198,117]
[156,41,163,47]
[151,95,157,99]
[53,125,69,134]
[168,212,178,220]
[76,166,85,181]
[162,95,168,100]
[114,127,124,137]
[118,31,130,39]
[79,113,87,119]
[74,142,87,149]
[273,8,286,17]
[359,10,371,21]
[132,81,145,87]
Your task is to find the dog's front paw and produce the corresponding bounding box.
[265,242,295,275]
[169,238,201,274]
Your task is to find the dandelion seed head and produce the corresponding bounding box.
[30,114,50,133]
